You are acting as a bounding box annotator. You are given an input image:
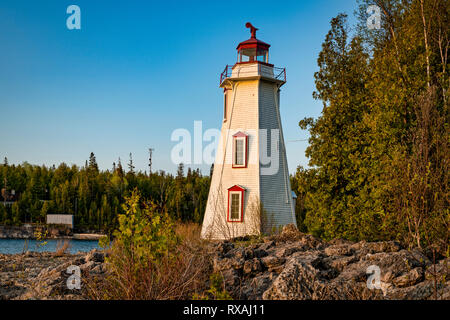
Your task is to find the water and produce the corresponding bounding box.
[0,239,100,254]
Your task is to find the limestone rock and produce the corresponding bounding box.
[393,267,424,287]
[211,233,448,300]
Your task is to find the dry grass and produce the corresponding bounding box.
[175,222,202,245]
[53,239,71,257]
[86,222,213,300]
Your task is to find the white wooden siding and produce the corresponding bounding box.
[201,74,296,240]
[202,80,261,239]
[258,81,296,232]
[46,214,74,227]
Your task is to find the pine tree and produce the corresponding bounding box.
[128,153,135,174]
[176,163,184,179]
[88,152,99,173]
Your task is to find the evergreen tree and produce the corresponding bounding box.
[296,0,449,248]
[128,153,135,174]
[88,152,99,173]
[176,163,184,179]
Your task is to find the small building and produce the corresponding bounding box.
[1,188,17,206]
[46,214,74,229]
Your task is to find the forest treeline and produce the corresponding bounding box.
[293,0,448,249]
[0,153,210,234]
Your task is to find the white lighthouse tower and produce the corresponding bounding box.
[201,23,296,240]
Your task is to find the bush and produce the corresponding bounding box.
[88,190,211,300]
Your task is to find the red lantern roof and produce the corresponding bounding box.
[236,22,271,52]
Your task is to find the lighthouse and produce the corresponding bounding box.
[201,23,296,240]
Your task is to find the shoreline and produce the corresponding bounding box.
[0,249,106,300]
[0,225,105,241]
[0,234,105,241]
[72,233,105,240]
[0,226,449,300]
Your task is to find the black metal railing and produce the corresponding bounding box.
[220,65,233,85]
[219,64,286,85]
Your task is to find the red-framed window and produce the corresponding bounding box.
[232,131,248,168]
[227,185,245,222]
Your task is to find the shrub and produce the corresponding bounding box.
[87,190,211,300]
[193,273,232,300]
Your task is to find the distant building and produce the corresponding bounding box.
[46,214,74,228]
[1,188,18,206]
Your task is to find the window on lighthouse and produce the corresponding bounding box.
[257,49,268,62]
[223,91,227,121]
[232,132,247,168]
[230,193,240,220]
[238,48,268,63]
[227,185,245,222]
[235,139,244,165]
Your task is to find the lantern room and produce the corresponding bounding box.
[236,23,270,64]
[219,23,286,86]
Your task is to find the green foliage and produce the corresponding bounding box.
[98,235,110,249]
[102,190,179,296]
[93,191,211,300]
[34,228,48,248]
[113,189,178,263]
[295,0,449,250]
[0,153,210,232]
[193,273,232,300]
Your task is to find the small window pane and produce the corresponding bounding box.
[235,139,244,165]
[224,93,227,120]
[231,193,240,220]
[239,48,257,62]
[256,49,267,63]
[257,55,265,62]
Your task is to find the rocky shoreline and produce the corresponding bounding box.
[0,225,105,240]
[0,225,37,239]
[213,225,450,300]
[0,225,448,300]
[0,250,106,300]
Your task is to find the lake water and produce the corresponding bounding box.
[0,239,100,254]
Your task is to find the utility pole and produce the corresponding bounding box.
[148,148,154,174]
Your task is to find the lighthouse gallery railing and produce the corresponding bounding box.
[220,64,286,85]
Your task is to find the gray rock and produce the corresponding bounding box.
[243,258,262,274]
[221,268,240,289]
[393,267,424,287]
[263,255,321,300]
[261,256,285,269]
[253,248,268,258]
[84,250,105,263]
[259,240,275,251]
[324,245,354,256]
[212,233,449,300]
[274,245,301,258]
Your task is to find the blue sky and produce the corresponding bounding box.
[0,0,358,175]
